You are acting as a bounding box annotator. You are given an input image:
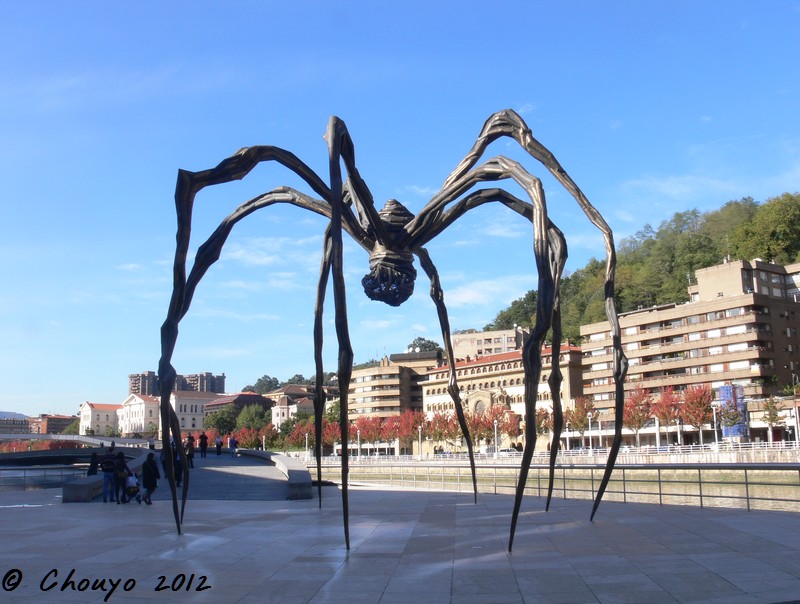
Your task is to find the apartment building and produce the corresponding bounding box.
[451,327,529,360]
[348,351,441,421]
[581,258,800,413]
[128,371,226,395]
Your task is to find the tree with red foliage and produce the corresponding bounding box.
[393,410,424,455]
[650,386,681,445]
[681,384,713,445]
[322,419,341,455]
[426,412,451,449]
[233,427,264,449]
[466,410,492,448]
[565,397,595,446]
[286,421,308,449]
[535,408,552,437]
[500,412,522,443]
[354,415,382,455]
[623,385,652,447]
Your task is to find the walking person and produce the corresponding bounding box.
[114,451,131,504]
[141,452,161,505]
[215,435,223,456]
[100,446,117,503]
[198,431,208,458]
[184,434,195,469]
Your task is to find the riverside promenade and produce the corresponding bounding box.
[0,452,799,603]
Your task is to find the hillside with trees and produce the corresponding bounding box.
[483,193,800,343]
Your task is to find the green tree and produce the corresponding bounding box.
[731,193,800,263]
[760,397,784,444]
[484,290,537,330]
[406,337,442,353]
[324,400,340,424]
[61,419,80,435]
[244,375,280,394]
[204,405,239,435]
[236,404,270,431]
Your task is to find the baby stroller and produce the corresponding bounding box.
[125,473,142,504]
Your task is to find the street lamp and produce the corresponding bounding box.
[493,419,499,459]
[587,412,593,451]
[418,425,423,461]
[675,418,682,447]
[565,422,571,451]
[305,432,309,461]
[711,403,719,445]
[357,429,361,461]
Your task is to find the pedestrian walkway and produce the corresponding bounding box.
[0,457,799,603]
[149,451,293,502]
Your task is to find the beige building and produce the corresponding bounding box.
[423,344,584,449]
[581,258,800,440]
[451,327,528,360]
[348,351,441,421]
[171,391,222,434]
[79,402,122,436]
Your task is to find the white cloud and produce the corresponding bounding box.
[406,185,438,197]
[444,275,531,308]
[516,102,538,116]
[620,173,736,202]
[116,263,143,271]
[360,318,396,330]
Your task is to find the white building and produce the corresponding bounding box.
[79,401,122,436]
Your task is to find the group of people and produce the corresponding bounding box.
[90,444,160,505]
[89,430,237,505]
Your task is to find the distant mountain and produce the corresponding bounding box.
[0,411,28,420]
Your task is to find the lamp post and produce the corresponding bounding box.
[493,419,499,459]
[587,412,593,452]
[418,425,422,461]
[711,403,719,446]
[675,418,682,447]
[305,432,309,461]
[357,429,361,461]
[566,422,571,451]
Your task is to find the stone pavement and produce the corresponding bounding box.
[0,452,799,603]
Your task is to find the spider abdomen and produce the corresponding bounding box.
[362,245,416,307]
[361,199,416,306]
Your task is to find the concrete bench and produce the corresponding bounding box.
[238,449,312,500]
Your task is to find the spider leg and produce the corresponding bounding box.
[313,226,334,508]
[158,147,372,537]
[410,110,628,524]
[325,117,357,550]
[415,248,478,503]
[544,223,567,512]
[405,157,570,550]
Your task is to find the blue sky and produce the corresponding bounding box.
[1,2,799,416]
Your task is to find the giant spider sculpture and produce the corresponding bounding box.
[158,109,628,551]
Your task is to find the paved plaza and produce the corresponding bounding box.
[0,453,799,603]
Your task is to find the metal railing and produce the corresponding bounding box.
[314,460,800,513]
[0,465,87,491]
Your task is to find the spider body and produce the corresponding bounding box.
[362,199,417,306]
[158,109,627,552]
